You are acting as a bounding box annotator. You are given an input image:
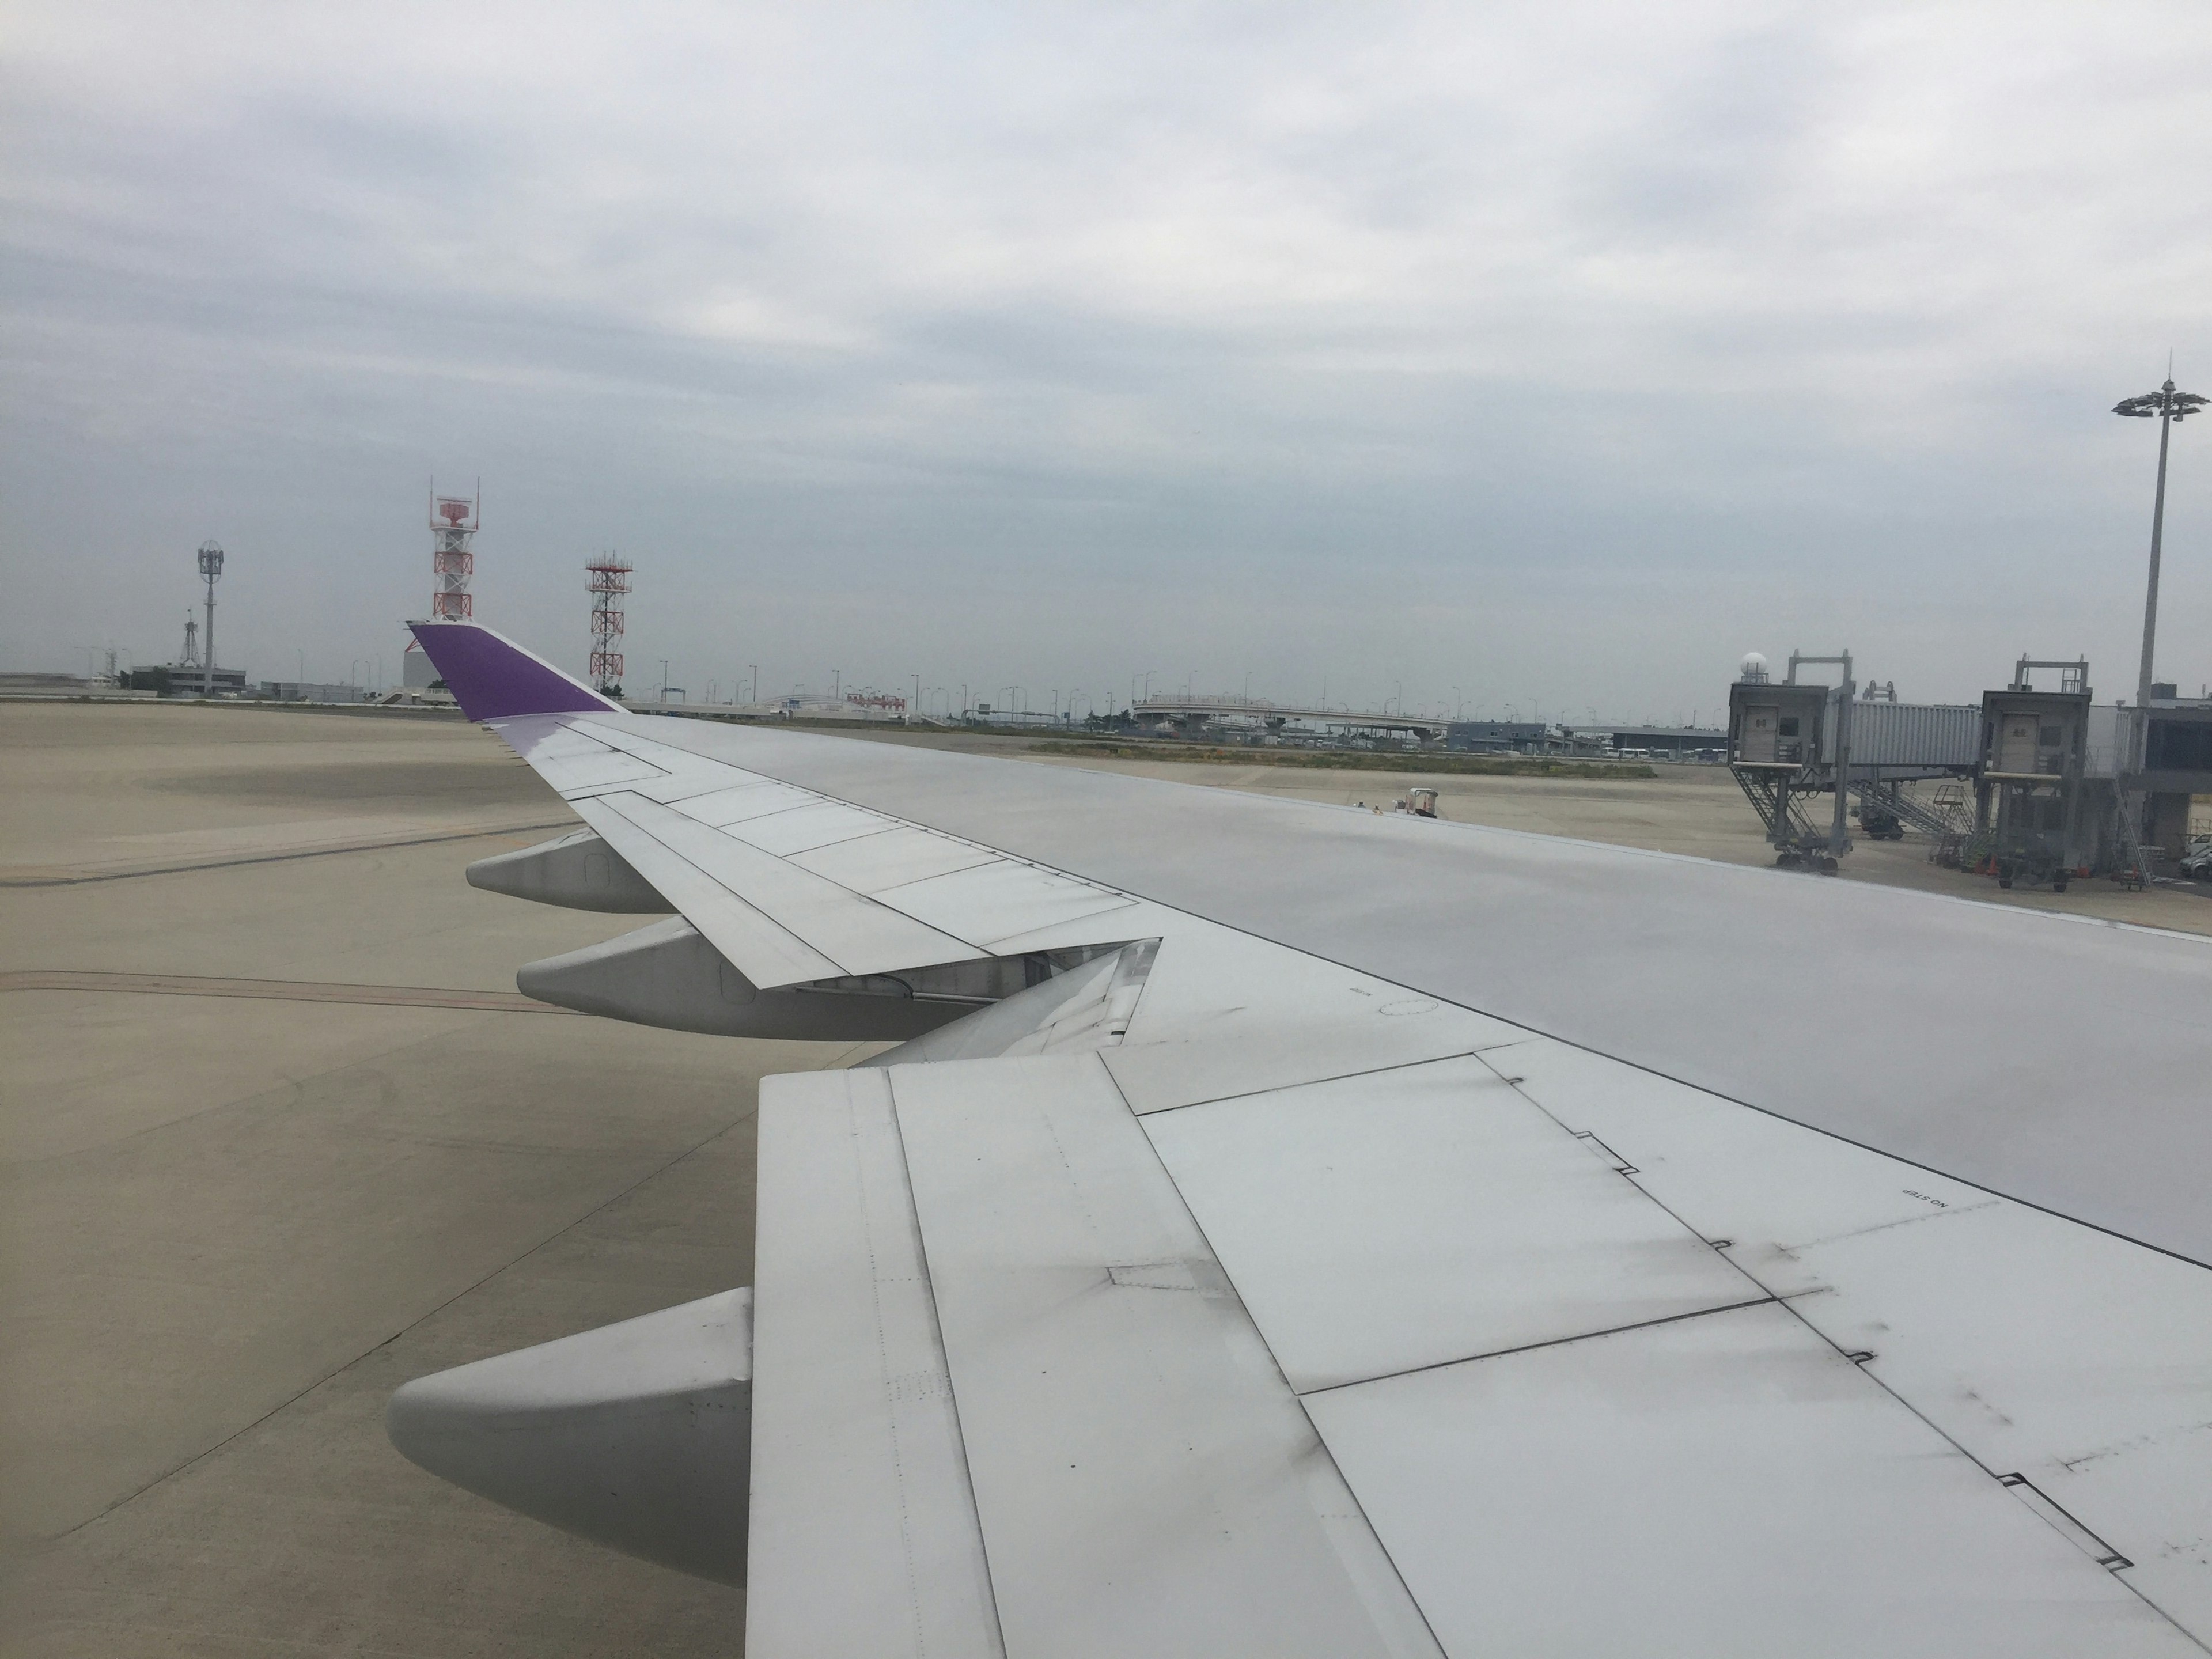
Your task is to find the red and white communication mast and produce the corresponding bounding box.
[587,555,631,695]
[428,482,478,620]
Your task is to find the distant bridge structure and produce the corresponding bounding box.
[1132,694,1447,744]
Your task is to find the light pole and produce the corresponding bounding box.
[748,664,758,704]
[196,540,223,696]
[659,659,669,703]
[2113,376,2205,725]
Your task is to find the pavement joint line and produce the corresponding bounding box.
[0,970,575,1014]
[0,819,577,887]
[46,1099,766,1546]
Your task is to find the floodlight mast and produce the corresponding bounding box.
[2113,377,2205,723]
[196,540,224,696]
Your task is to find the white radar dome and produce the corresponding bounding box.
[1738,652,1770,683]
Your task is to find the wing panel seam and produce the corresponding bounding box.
[1472,1050,2210,1646]
[1090,1056,1452,1659]
[1293,1296,1782,1401]
[1122,1042,1533,1118]
[570,794,845,978]
[881,1068,1012,1658]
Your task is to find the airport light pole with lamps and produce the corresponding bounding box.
[2113,376,2205,725]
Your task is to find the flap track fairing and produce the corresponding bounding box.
[466,829,671,914]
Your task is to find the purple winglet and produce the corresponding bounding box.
[407,623,619,723]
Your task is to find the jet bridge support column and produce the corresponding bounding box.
[1786,650,1854,858]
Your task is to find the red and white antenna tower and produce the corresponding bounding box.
[428,481,478,620]
[586,554,631,695]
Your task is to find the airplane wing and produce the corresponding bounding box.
[387,623,2212,1657]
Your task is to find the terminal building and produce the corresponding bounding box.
[1589,725,1728,761]
[257,680,373,703]
[2138,687,2212,853]
[122,662,250,696]
[1444,720,1552,754]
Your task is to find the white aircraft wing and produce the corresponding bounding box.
[386,624,2212,1657]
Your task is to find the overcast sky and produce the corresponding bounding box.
[5,2,2209,719]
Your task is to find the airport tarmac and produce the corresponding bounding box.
[3,704,838,1657]
[6,702,2206,1658]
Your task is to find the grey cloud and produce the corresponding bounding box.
[2,2,2208,718]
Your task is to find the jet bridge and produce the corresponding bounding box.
[1977,658,2097,889]
[1729,652,1980,869]
[1728,653,1855,869]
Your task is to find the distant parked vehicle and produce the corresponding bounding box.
[1995,849,2069,893]
[1855,806,1907,841]
[2180,837,2212,882]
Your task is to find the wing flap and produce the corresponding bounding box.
[873,859,1138,949]
[498,714,671,793]
[721,800,892,855]
[1306,1301,2194,1659]
[566,793,844,987]
[1487,1037,2212,1639]
[585,791,982,984]
[479,702,1145,989]
[789,825,1001,893]
[668,781,824,826]
[881,1055,1441,1659]
[1100,925,1525,1113]
[1142,1055,1757,1393]
[747,1069,1002,1659]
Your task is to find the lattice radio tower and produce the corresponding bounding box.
[587,555,631,695]
[429,482,478,620]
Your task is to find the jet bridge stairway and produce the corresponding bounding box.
[2113,791,2156,889]
[1849,778,1960,839]
[1732,766,1820,844]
